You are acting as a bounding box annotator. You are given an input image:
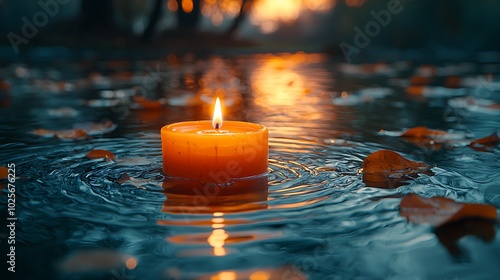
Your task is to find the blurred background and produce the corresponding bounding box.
[1,0,499,58]
[2,2,500,280]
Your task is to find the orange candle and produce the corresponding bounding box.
[161,98,268,183]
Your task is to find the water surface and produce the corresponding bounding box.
[1,51,500,280]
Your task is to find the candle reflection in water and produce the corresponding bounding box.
[161,176,273,258]
[208,212,229,256]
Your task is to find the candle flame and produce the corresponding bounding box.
[212,97,223,129]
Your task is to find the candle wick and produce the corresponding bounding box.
[215,123,220,130]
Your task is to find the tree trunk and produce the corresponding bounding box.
[142,0,164,41]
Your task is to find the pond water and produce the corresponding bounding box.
[1,51,500,280]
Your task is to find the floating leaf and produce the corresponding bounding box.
[400,126,448,138]
[73,120,117,135]
[406,86,424,96]
[469,132,500,152]
[86,149,116,160]
[362,150,432,188]
[31,121,116,140]
[444,75,462,88]
[0,166,8,179]
[133,96,165,109]
[399,194,498,227]
[117,173,131,184]
[32,128,88,140]
[399,126,467,149]
[410,76,433,86]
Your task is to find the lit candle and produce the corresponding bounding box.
[161,98,268,183]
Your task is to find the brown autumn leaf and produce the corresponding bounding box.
[31,121,117,140]
[86,149,116,160]
[399,194,498,227]
[399,126,463,150]
[444,75,462,88]
[133,96,165,109]
[406,86,425,96]
[0,166,8,179]
[362,150,432,188]
[400,126,448,138]
[410,76,433,86]
[32,128,89,140]
[469,132,500,152]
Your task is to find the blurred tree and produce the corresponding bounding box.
[143,0,164,41]
[142,0,251,41]
[80,0,115,32]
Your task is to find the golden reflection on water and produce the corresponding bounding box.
[198,266,307,280]
[248,53,347,140]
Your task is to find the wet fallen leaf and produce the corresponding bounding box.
[32,128,89,140]
[133,96,165,109]
[415,64,437,77]
[469,132,500,152]
[31,121,116,140]
[406,86,424,95]
[410,76,433,86]
[0,166,8,179]
[400,126,448,138]
[0,79,11,91]
[117,173,131,184]
[0,79,11,108]
[362,150,432,188]
[435,219,496,258]
[399,126,468,149]
[74,120,117,135]
[86,149,116,160]
[399,194,498,227]
[444,75,462,88]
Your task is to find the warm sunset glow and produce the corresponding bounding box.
[212,97,223,129]
[197,0,336,32]
[182,0,194,13]
[250,0,336,33]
